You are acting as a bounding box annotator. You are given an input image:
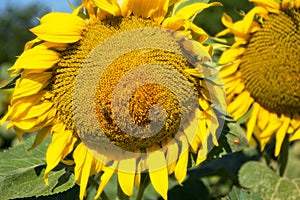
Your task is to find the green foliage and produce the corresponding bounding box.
[0,4,49,64]
[222,186,262,200]
[0,136,75,200]
[194,0,254,36]
[239,162,300,199]
[224,120,249,153]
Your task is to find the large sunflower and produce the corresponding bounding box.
[1,0,224,199]
[217,0,300,156]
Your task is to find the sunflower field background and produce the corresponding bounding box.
[0,0,300,200]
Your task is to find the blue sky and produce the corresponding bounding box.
[0,0,81,12]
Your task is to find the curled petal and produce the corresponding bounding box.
[93,0,121,16]
[30,12,87,43]
[174,2,222,20]
[44,129,77,184]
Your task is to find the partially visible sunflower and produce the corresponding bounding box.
[0,0,224,199]
[217,0,300,156]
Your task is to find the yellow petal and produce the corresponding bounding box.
[246,103,260,141]
[148,149,168,199]
[260,113,282,138]
[242,7,269,31]
[199,97,209,111]
[224,76,241,94]
[90,154,106,175]
[234,82,245,94]
[181,40,212,66]
[227,91,251,116]
[162,17,185,30]
[259,137,270,150]
[8,46,60,76]
[220,62,239,77]
[44,130,76,184]
[4,92,46,122]
[118,158,136,196]
[83,0,97,21]
[30,12,87,43]
[79,150,94,200]
[275,116,290,156]
[95,164,116,199]
[169,0,184,6]
[219,47,245,64]
[183,112,200,152]
[37,107,56,124]
[231,97,254,120]
[290,115,300,130]
[257,106,270,130]
[13,128,24,141]
[175,135,189,185]
[174,2,222,20]
[196,140,208,165]
[152,0,169,23]
[132,0,160,19]
[250,0,280,13]
[198,111,208,143]
[74,5,86,16]
[134,173,141,188]
[93,0,121,16]
[165,139,179,174]
[13,119,43,132]
[24,38,42,51]
[12,72,52,100]
[61,159,75,165]
[208,113,220,147]
[21,101,53,120]
[73,143,87,183]
[120,0,133,16]
[51,121,65,132]
[184,21,208,43]
[296,0,300,8]
[216,13,257,39]
[290,128,300,141]
[281,0,291,9]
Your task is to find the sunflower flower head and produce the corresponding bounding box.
[0,0,225,199]
[217,0,300,156]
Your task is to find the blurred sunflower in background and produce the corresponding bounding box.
[0,0,224,199]
[217,0,300,156]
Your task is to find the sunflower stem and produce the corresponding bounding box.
[278,134,289,177]
[136,174,150,200]
[117,180,129,200]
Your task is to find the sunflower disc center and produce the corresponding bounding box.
[240,9,300,114]
[95,49,194,151]
[54,16,202,154]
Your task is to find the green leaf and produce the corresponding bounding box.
[225,120,249,152]
[239,161,300,199]
[0,135,75,199]
[0,135,49,176]
[285,142,300,179]
[222,186,262,200]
